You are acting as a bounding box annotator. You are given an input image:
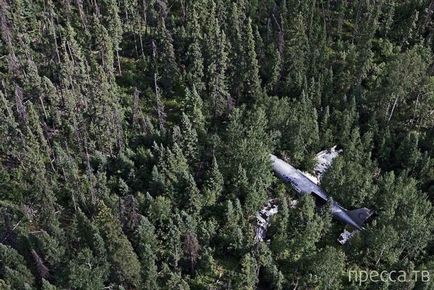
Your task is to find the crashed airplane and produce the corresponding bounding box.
[255,147,374,244]
[271,147,374,244]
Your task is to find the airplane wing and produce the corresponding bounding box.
[304,146,343,184]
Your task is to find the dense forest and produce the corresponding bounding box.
[0,0,433,289]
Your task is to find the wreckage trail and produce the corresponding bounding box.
[255,147,374,244]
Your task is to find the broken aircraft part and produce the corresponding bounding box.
[255,147,373,245]
[254,199,297,242]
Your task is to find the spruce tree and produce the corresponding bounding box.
[95,203,142,287]
[243,18,262,102]
[0,244,34,289]
[203,155,224,206]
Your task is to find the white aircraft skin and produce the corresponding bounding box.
[270,154,372,231]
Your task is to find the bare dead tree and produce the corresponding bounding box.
[14,84,27,122]
[113,108,124,152]
[132,87,141,128]
[0,0,12,47]
[93,0,101,18]
[121,195,140,231]
[0,0,21,75]
[156,0,168,19]
[75,0,88,30]
[151,39,166,132]
[387,95,399,122]
[31,249,50,279]
[154,73,166,133]
[183,231,200,273]
[46,2,61,64]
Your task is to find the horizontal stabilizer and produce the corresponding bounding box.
[346,207,373,229]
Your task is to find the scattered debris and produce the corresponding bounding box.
[255,199,278,242]
[304,146,343,184]
[337,229,358,245]
[254,199,297,243]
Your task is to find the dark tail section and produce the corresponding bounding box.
[346,208,374,229]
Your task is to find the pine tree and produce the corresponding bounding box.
[0,244,34,289]
[133,216,159,289]
[155,18,179,94]
[237,253,258,290]
[282,13,308,95]
[231,164,249,201]
[242,18,262,102]
[153,76,167,133]
[179,113,198,163]
[206,19,230,118]
[149,195,173,224]
[93,16,115,79]
[203,155,224,206]
[70,211,109,279]
[67,248,106,290]
[363,172,432,265]
[95,202,142,287]
[41,279,57,290]
[301,246,345,289]
[286,195,329,261]
[320,106,333,148]
[102,0,123,74]
[266,46,282,93]
[220,200,245,252]
[182,86,206,135]
[227,2,246,100]
[223,108,275,197]
[184,173,202,214]
[395,131,421,172]
[185,6,205,93]
[322,129,377,207]
[163,217,183,269]
[270,189,290,259]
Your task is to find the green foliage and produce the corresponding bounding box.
[0,244,34,289]
[95,203,142,287]
[0,0,433,289]
[203,155,224,206]
[66,248,106,290]
[302,246,346,289]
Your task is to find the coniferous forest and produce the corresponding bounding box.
[1,0,434,289]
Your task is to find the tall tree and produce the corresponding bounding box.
[95,203,142,287]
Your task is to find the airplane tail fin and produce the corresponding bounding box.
[346,207,374,229]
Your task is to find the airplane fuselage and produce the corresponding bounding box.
[270,154,363,230]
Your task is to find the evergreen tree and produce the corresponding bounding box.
[237,253,258,290]
[221,199,245,252]
[133,216,159,289]
[203,155,224,206]
[0,1,433,288]
[206,15,231,118]
[155,18,179,94]
[95,203,142,287]
[0,244,34,289]
[301,246,345,289]
[179,113,198,163]
[282,13,308,95]
[242,18,262,102]
[67,248,106,290]
[182,86,206,134]
[185,6,205,94]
